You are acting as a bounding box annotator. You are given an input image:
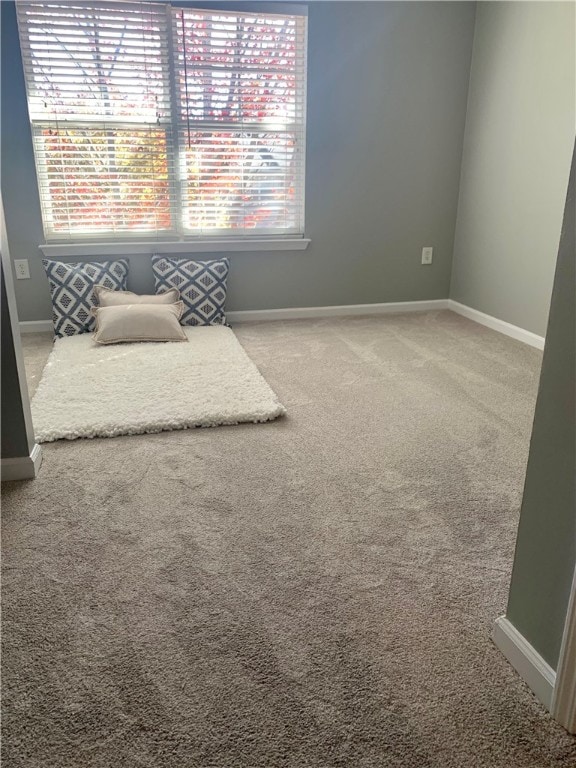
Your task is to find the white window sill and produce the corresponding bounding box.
[39,238,310,258]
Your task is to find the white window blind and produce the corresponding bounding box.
[16,1,307,241]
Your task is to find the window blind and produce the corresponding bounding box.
[17,1,174,239]
[173,7,306,236]
[16,1,307,241]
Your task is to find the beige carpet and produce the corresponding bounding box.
[2,311,575,768]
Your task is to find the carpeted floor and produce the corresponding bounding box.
[2,311,575,768]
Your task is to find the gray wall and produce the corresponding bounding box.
[1,264,33,460]
[450,1,575,337]
[1,198,35,461]
[1,2,476,321]
[506,142,575,670]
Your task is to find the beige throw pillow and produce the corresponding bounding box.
[95,285,180,307]
[92,303,188,345]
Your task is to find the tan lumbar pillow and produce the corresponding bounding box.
[91,303,188,345]
[95,285,180,307]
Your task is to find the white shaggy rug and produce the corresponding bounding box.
[31,327,286,442]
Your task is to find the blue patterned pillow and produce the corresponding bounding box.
[43,258,129,337]
[152,256,229,326]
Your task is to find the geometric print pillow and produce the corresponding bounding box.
[42,258,129,338]
[151,255,229,326]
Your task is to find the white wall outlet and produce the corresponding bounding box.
[421,247,433,265]
[14,259,31,279]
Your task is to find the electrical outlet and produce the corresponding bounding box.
[421,247,433,265]
[14,259,31,279]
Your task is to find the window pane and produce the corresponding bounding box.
[19,2,170,122]
[180,131,300,233]
[174,12,301,125]
[174,8,306,236]
[176,13,299,71]
[34,127,172,235]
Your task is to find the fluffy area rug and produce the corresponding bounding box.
[31,327,286,442]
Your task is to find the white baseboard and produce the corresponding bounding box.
[19,320,53,333]
[1,443,43,481]
[20,302,546,348]
[492,616,556,710]
[20,301,449,333]
[448,301,545,350]
[227,299,449,323]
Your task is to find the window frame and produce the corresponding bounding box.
[18,1,309,251]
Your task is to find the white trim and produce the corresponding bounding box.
[492,616,556,710]
[227,299,449,323]
[19,320,53,334]
[448,300,545,349]
[39,238,311,258]
[552,566,576,734]
[20,300,450,334]
[1,443,43,482]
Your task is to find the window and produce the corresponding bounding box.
[16,1,307,242]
